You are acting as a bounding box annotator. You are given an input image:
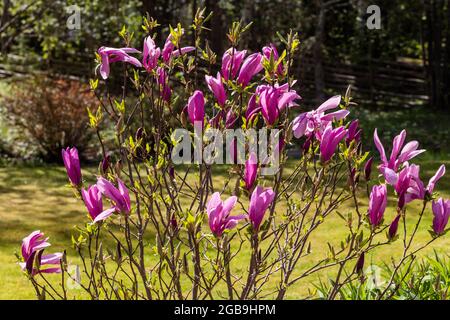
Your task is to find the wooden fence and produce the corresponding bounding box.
[297,56,429,108]
[0,54,429,108]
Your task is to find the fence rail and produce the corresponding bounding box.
[0,54,429,108]
[297,56,428,108]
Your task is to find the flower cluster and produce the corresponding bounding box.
[369,129,448,236]
[62,147,131,223]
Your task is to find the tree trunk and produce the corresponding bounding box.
[204,0,224,56]
[313,0,326,102]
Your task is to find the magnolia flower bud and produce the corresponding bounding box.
[364,157,373,181]
[170,214,178,232]
[388,215,401,240]
[355,252,365,274]
[136,127,144,141]
[101,154,110,173]
[302,136,312,153]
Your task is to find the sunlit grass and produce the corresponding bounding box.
[0,156,449,299]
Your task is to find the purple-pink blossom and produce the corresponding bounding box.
[262,44,284,76]
[292,95,348,140]
[368,184,388,227]
[432,198,450,235]
[205,72,226,107]
[156,67,171,102]
[388,214,401,239]
[249,83,300,126]
[374,129,425,175]
[248,186,275,231]
[97,47,141,80]
[346,120,362,145]
[187,90,205,126]
[384,163,445,208]
[426,164,446,196]
[244,152,258,190]
[162,33,195,63]
[221,48,247,81]
[81,185,116,223]
[62,147,82,186]
[97,177,131,215]
[259,85,300,125]
[142,36,161,72]
[319,126,347,163]
[206,192,247,237]
[20,231,62,275]
[237,53,263,87]
[364,157,373,181]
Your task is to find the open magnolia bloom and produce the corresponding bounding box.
[20,231,62,276]
[292,95,349,140]
[97,47,142,80]
[206,192,247,237]
[97,177,131,215]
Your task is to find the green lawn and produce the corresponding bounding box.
[0,157,449,299]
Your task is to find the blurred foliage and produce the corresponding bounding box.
[353,106,450,154]
[0,1,426,63]
[2,0,143,61]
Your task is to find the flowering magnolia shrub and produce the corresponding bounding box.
[17,12,449,300]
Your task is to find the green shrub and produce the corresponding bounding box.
[1,75,97,162]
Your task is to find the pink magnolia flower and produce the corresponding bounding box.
[374,129,425,175]
[292,95,348,140]
[426,164,446,196]
[346,120,362,145]
[206,192,247,237]
[368,184,388,227]
[205,72,226,107]
[81,185,116,223]
[257,84,301,125]
[245,94,261,123]
[237,53,263,86]
[221,48,247,81]
[319,126,347,163]
[244,152,258,190]
[432,198,450,235]
[262,43,284,76]
[187,90,205,126]
[225,108,237,129]
[392,164,424,206]
[97,177,131,215]
[384,163,445,207]
[248,186,275,231]
[171,46,196,58]
[97,46,142,80]
[162,33,195,63]
[156,67,171,102]
[20,231,62,275]
[142,36,161,72]
[62,147,82,186]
